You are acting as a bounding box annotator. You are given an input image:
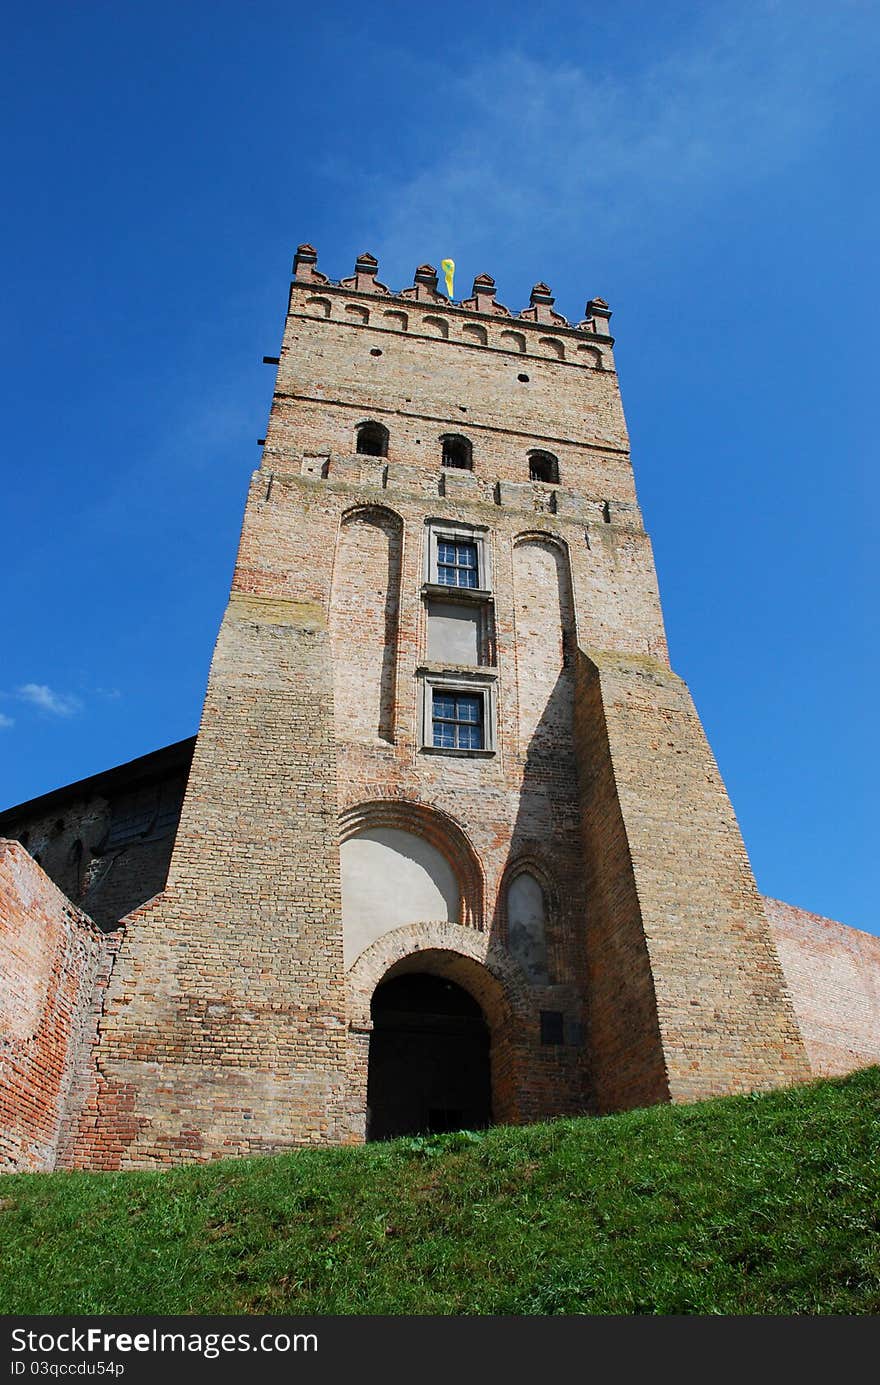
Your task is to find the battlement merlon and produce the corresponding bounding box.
[289,245,615,347]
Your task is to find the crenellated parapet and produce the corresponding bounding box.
[459,272,511,316]
[339,251,392,296]
[289,245,614,345]
[518,283,568,327]
[399,264,447,304]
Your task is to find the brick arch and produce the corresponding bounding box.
[513,528,570,558]
[337,501,403,530]
[346,921,532,1031]
[338,800,484,930]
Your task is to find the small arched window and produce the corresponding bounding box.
[441,434,473,470]
[528,451,559,484]
[356,421,389,457]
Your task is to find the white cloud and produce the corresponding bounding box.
[355,2,879,288]
[17,684,82,717]
[0,712,13,729]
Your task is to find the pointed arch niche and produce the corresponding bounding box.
[330,506,402,744]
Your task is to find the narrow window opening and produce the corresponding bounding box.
[440,434,473,470]
[356,421,389,457]
[528,451,559,484]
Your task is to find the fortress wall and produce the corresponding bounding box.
[68,595,353,1169]
[766,897,880,1077]
[0,840,111,1172]
[0,740,193,931]
[575,652,811,1105]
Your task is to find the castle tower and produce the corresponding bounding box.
[65,249,809,1167]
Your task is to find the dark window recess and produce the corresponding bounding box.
[437,539,478,589]
[540,1010,565,1045]
[441,435,473,469]
[529,451,559,484]
[356,421,389,457]
[432,691,483,750]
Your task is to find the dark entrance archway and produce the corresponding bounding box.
[366,972,492,1141]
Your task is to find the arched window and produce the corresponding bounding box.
[356,421,389,457]
[528,451,559,484]
[441,434,473,470]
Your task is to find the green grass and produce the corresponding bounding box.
[2,1067,879,1315]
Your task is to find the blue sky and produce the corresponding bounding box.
[1,1,877,930]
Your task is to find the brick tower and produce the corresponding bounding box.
[64,247,809,1167]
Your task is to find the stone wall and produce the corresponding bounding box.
[0,841,114,1172]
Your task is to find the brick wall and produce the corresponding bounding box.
[68,595,352,1168]
[766,897,880,1077]
[0,840,113,1171]
[575,651,811,1106]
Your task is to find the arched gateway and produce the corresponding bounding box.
[367,971,491,1139]
[346,925,532,1138]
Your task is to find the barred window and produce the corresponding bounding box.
[432,692,484,750]
[440,434,472,469]
[437,539,478,589]
[528,451,559,484]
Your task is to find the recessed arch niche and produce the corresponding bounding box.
[339,802,484,967]
[512,533,576,750]
[329,505,402,743]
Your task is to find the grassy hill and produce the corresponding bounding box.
[1,1067,878,1315]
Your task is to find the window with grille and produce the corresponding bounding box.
[437,539,478,589]
[432,692,484,750]
[440,435,472,469]
[528,451,559,484]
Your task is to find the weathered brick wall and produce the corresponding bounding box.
[575,651,811,1106]
[766,897,880,1077]
[69,595,352,1168]
[0,840,112,1172]
[0,740,193,931]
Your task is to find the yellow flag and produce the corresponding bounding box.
[441,258,455,298]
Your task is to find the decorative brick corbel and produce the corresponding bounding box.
[460,273,511,316]
[292,243,329,284]
[340,251,391,295]
[518,282,569,326]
